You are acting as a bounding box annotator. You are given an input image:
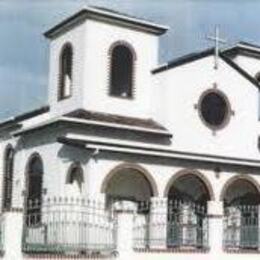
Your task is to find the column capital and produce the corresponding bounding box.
[207,200,224,217]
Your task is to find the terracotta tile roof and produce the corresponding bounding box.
[64,109,167,131]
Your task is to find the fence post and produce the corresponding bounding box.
[113,200,137,260]
[150,197,168,249]
[207,200,224,259]
[3,210,23,259]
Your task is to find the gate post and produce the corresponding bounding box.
[113,200,137,260]
[3,210,23,259]
[149,197,168,249]
[207,200,224,259]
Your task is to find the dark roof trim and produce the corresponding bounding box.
[239,41,260,50]
[152,48,214,74]
[223,46,260,60]
[65,109,167,131]
[0,122,22,132]
[220,53,260,90]
[151,45,260,90]
[0,118,17,130]
[15,106,50,122]
[0,106,50,130]
[152,42,260,75]
[44,8,168,39]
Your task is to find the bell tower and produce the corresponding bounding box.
[45,6,168,118]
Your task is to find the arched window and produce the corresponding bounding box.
[58,43,73,100]
[2,145,14,211]
[25,154,44,225]
[66,163,84,192]
[109,43,135,98]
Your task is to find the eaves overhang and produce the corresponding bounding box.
[13,116,173,138]
[44,7,169,39]
[58,135,260,169]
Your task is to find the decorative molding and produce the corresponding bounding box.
[196,87,233,132]
[219,175,260,201]
[163,169,215,201]
[101,162,159,197]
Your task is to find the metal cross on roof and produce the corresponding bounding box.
[207,26,227,69]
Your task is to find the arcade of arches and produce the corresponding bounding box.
[102,165,260,250]
[20,158,260,251]
[103,166,260,206]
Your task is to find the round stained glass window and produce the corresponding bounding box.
[199,90,230,130]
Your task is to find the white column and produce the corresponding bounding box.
[113,200,137,260]
[3,211,23,259]
[207,200,224,259]
[149,197,168,249]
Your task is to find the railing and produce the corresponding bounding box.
[224,205,259,251]
[133,200,209,251]
[22,197,117,256]
[167,200,208,250]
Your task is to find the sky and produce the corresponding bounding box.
[1,0,260,120]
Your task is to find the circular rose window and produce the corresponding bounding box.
[198,90,230,130]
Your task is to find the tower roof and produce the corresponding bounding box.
[44,6,169,39]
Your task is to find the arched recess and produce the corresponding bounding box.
[66,162,84,194]
[108,41,136,98]
[58,42,73,100]
[25,153,44,224]
[101,163,158,201]
[164,169,215,201]
[2,144,15,211]
[221,176,260,250]
[165,169,213,249]
[102,163,157,246]
[220,175,260,204]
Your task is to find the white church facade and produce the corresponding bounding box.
[1,6,260,260]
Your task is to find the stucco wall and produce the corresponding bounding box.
[153,56,260,160]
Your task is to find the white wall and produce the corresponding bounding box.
[83,19,159,118]
[233,54,260,78]
[47,22,86,117]
[153,56,260,160]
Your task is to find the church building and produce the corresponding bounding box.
[1,6,260,260]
